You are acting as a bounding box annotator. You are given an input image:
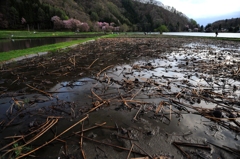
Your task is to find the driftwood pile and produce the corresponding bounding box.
[0,37,240,158]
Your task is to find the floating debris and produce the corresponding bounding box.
[0,37,240,158]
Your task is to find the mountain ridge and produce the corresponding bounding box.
[0,0,197,32]
[211,17,240,32]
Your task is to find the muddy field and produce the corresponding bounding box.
[0,37,240,159]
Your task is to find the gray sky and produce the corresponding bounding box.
[158,0,240,26]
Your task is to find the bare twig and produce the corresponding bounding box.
[16,115,89,159]
[134,143,153,159]
[155,101,164,114]
[172,142,211,150]
[172,142,191,159]
[87,58,99,69]
[85,101,107,114]
[91,88,103,101]
[126,144,134,159]
[97,65,114,77]
[131,87,143,100]
[75,122,107,134]
[11,76,19,85]
[69,55,76,67]
[80,122,86,159]
[26,84,52,97]
[118,88,131,108]
[3,119,59,156]
[82,136,146,156]
[133,105,142,121]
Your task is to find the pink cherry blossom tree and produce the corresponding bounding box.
[51,16,89,32]
[63,18,81,31]
[94,21,120,32]
[63,19,72,29]
[72,19,81,31]
[79,22,89,32]
[51,16,64,30]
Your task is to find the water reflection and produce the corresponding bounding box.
[1,38,240,158]
[0,38,81,52]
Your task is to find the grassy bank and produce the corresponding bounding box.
[1,31,239,63]
[0,30,101,39]
[118,32,240,41]
[0,33,118,62]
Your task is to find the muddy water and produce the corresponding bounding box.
[0,38,240,159]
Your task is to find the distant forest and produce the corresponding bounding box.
[0,0,199,32]
[1,0,238,32]
[0,0,69,30]
[208,18,240,32]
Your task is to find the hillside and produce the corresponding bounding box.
[211,18,240,32]
[0,0,196,32]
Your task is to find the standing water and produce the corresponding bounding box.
[0,37,240,159]
[0,38,82,52]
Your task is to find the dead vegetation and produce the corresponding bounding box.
[0,37,240,158]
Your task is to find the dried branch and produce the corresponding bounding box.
[134,143,153,159]
[26,84,52,97]
[3,119,59,156]
[133,105,142,121]
[85,101,107,114]
[87,58,99,69]
[172,142,191,159]
[16,114,89,159]
[126,144,134,159]
[82,136,146,156]
[97,65,114,77]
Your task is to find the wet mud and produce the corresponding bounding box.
[0,37,240,159]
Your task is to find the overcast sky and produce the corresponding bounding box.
[158,0,240,26]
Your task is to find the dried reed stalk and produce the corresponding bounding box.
[82,136,146,156]
[69,55,76,67]
[97,65,114,77]
[118,88,131,108]
[133,105,142,121]
[16,114,89,159]
[131,87,143,100]
[127,144,134,159]
[172,142,191,159]
[75,122,106,134]
[87,58,99,69]
[80,122,86,159]
[133,143,153,159]
[26,84,52,97]
[11,76,19,85]
[3,119,58,156]
[155,101,164,114]
[85,101,107,114]
[91,88,103,101]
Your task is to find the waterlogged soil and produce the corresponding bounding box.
[0,37,240,159]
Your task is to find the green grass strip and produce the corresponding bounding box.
[117,32,240,41]
[0,33,118,62]
[0,30,100,39]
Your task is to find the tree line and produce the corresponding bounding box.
[0,0,198,32]
[206,18,240,32]
[0,0,69,30]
